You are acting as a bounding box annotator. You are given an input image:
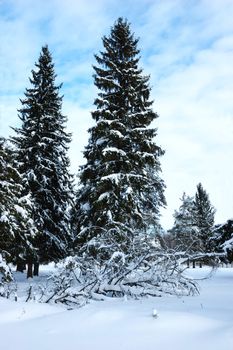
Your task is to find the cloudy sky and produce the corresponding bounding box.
[0,0,233,229]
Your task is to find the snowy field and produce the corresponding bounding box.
[0,267,232,350]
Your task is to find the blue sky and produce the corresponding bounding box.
[0,0,233,228]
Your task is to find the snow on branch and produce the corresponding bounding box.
[37,243,216,308]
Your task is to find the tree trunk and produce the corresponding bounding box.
[27,261,33,279]
[33,262,39,276]
[192,260,196,268]
[16,261,26,272]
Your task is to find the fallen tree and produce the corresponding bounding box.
[39,240,220,307]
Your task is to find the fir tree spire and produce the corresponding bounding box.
[74,18,166,259]
[12,45,74,264]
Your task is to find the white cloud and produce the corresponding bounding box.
[63,101,94,170]
[153,31,233,228]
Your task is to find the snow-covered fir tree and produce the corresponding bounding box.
[74,18,166,260]
[0,253,12,292]
[212,219,233,263]
[0,137,36,272]
[193,183,216,253]
[169,185,217,267]
[11,46,73,270]
[169,193,200,253]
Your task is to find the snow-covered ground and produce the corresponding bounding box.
[0,267,232,350]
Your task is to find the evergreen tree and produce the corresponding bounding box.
[0,253,12,291]
[11,46,73,268]
[212,220,233,262]
[169,193,200,253]
[74,18,166,260]
[193,183,216,252]
[0,137,36,268]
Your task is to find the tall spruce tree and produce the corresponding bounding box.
[12,46,73,270]
[193,183,216,252]
[0,137,36,269]
[75,18,166,260]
